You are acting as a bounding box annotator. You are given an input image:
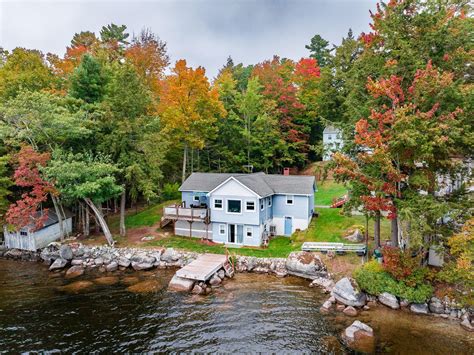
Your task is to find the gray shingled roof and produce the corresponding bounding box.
[24,209,73,231]
[179,172,315,196]
[323,125,340,134]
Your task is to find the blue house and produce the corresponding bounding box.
[161,172,316,247]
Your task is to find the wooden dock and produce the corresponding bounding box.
[176,253,228,281]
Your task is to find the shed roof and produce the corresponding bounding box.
[323,125,341,134]
[24,209,73,231]
[180,172,315,196]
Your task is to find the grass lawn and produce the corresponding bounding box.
[143,235,299,258]
[294,208,391,244]
[315,180,347,206]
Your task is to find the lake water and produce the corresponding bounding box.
[0,259,472,353]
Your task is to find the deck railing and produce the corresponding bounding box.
[162,204,210,223]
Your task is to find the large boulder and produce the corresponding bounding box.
[345,229,364,243]
[331,277,367,307]
[429,297,445,314]
[59,245,73,260]
[342,320,375,353]
[131,254,156,265]
[49,258,68,270]
[168,275,195,292]
[410,303,429,314]
[161,248,179,263]
[378,292,400,309]
[131,262,153,271]
[117,256,131,268]
[65,265,84,279]
[285,251,328,280]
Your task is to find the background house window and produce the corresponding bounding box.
[219,224,225,235]
[328,135,332,140]
[246,227,253,237]
[193,195,200,202]
[286,195,294,205]
[268,197,272,207]
[214,199,223,209]
[260,200,264,210]
[245,201,255,211]
[20,231,28,236]
[227,200,241,213]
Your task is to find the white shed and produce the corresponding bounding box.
[3,210,73,251]
[323,125,343,161]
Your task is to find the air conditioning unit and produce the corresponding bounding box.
[269,225,277,236]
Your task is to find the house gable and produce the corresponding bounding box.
[208,177,261,198]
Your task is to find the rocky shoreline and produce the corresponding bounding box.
[1,242,472,346]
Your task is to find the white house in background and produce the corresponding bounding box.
[3,210,72,251]
[323,125,344,161]
[161,172,316,247]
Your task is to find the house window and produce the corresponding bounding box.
[246,227,253,238]
[219,224,225,235]
[193,195,200,202]
[286,195,294,205]
[214,199,223,209]
[227,200,241,213]
[268,197,272,207]
[20,231,28,236]
[328,135,332,140]
[245,201,255,212]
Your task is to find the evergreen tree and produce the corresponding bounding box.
[69,54,107,103]
[305,34,332,67]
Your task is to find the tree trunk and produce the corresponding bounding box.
[182,143,188,184]
[120,189,126,237]
[374,211,381,248]
[85,205,90,237]
[84,198,114,246]
[365,214,369,262]
[51,194,64,241]
[391,217,399,248]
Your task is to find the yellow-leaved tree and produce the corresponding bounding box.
[158,59,226,182]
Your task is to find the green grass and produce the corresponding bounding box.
[295,208,391,244]
[144,235,299,258]
[315,180,347,206]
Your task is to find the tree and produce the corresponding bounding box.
[100,23,129,49]
[43,151,122,246]
[69,54,108,103]
[71,31,98,48]
[6,146,56,231]
[0,152,12,223]
[305,34,332,67]
[0,48,54,100]
[158,59,225,183]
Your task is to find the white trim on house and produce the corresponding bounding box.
[245,226,253,238]
[219,224,226,235]
[207,176,262,198]
[213,198,223,210]
[245,200,256,212]
[226,198,243,215]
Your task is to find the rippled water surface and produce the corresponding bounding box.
[0,259,472,353]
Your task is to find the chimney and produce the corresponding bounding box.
[283,167,290,176]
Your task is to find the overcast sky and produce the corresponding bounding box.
[0,0,376,78]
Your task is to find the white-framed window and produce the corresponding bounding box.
[193,195,200,202]
[219,224,225,235]
[245,201,255,212]
[246,227,253,238]
[227,199,242,214]
[20,230,28,236]
[268,197,272,207]
[286,195,294,205]
[328,135,332,140]
[260,199,264,210]
[214,198,223,210]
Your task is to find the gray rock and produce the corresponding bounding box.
[71,259,83,266]
[378,292,399,309]
[342,320,374,353]
[410,303,429,314]
[191,284,205,295]
[345,229,364,243]
[429,300,445,314]
[106,261,118,272]
[161,248,179,263]
[65,265,84,279]
[400,299,410,307]
[310,277,335,293]
[331,277,367,307]
[59,245,73,260]
[49,258,68,270]
[217,269,225,279]
[343,320,374,340]
[461,318,474,332]
[343,306,358,317]
[131,262,153,271]
[117,256,131,268]
[285,251,328,280]
[94,257,104,265]
[209,274,222,286]
[320,300,333,313]
[131,254,156,265]
[168,275,195,292]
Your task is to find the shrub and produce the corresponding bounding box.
[354,260,433,303]
[161,182,180,201]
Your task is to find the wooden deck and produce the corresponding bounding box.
[301,242,367,256]
[176,253,228,281]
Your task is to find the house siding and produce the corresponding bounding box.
[181,191,209,207]
[212,222,262,246]
[272,194,310,236]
